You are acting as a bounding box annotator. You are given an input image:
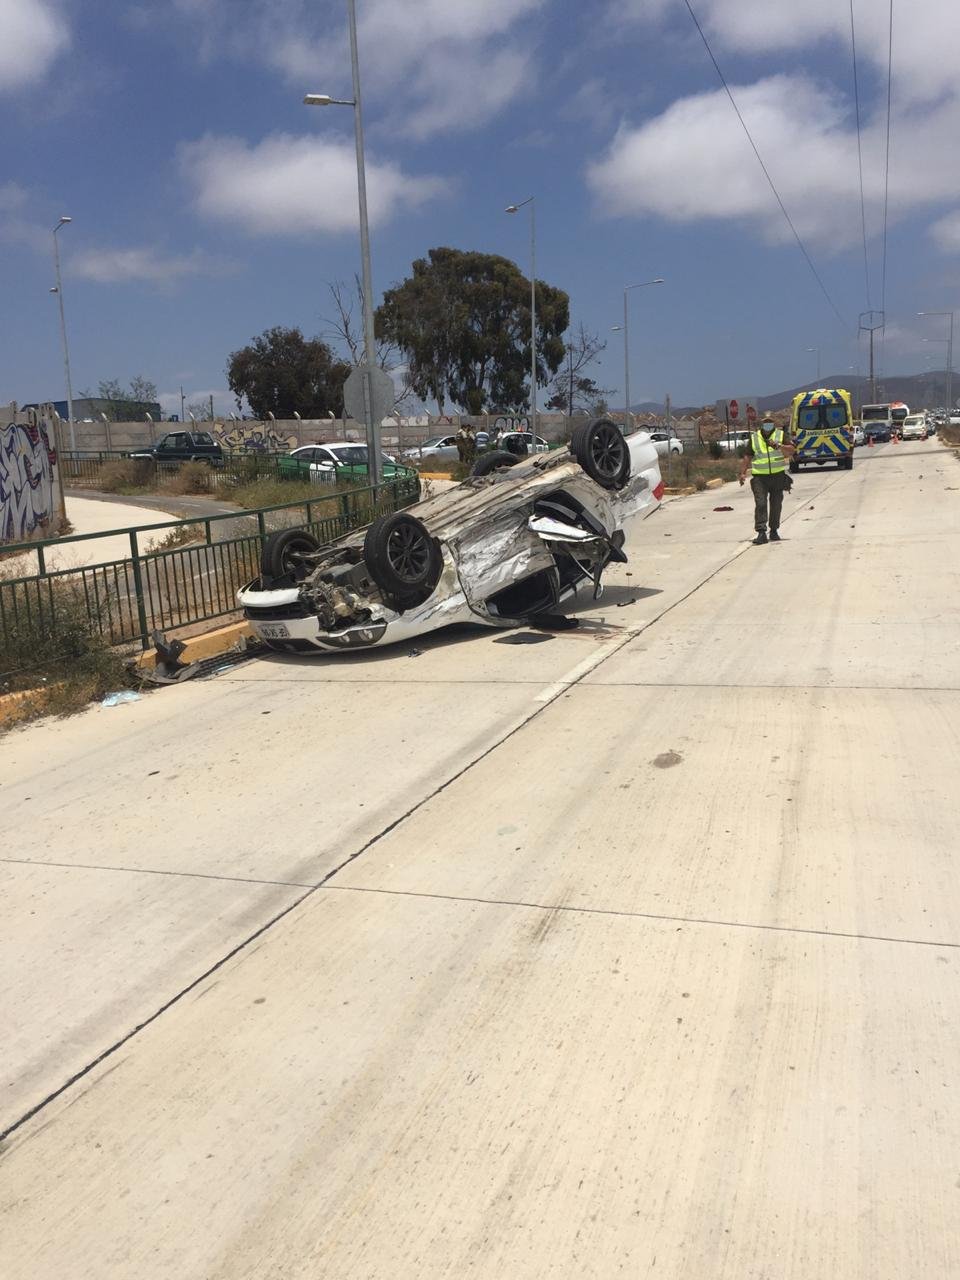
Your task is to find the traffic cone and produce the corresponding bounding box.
[868,436,874,447]
[893,431,899,444]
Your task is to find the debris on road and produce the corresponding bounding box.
[140,630,259,686]
[101,690,141,708]
[712,505,734,512]
[530,613,579,631]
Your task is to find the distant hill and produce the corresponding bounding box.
[630,371,954,418]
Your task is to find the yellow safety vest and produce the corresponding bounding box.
[751,428,786,475]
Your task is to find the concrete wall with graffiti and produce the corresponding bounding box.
[1,403,64,546]
[62,412,592,454]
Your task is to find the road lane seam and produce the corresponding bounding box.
[326,884,960,953]
[0,856,314,890]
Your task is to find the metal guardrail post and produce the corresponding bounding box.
[36,543,47,577]
[128,529,150,649]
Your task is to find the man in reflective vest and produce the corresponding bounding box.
[738,415,796,544]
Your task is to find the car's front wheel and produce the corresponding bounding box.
[261,528,321,579]
[364,512,442,603]
[571,418,630,489]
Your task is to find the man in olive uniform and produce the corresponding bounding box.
[738,415,796,544]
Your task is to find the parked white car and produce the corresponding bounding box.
[496,432,550,455]
[239,418,663,655]
[647,429,684,457]
[715,430,751,452]
[281,443,410,482]
[900,414,927,441]
[852,422,865,446]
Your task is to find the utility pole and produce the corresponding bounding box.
[180,386,185,423]
[51,217,75,452]
[859,311,884,404]
[209,393,214,422]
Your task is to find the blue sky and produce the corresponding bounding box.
[3,0,959,416]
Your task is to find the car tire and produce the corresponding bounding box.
[843,456,854,470]
[261,528,321,579]
[363,512,441,602]
[472,450,520,477]
[571,417,631,490]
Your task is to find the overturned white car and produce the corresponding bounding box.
[237,419,664,654]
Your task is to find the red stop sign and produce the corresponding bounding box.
[746,404,757,423]
[729,399,739,421]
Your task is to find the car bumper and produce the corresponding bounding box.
[238,581,491,653]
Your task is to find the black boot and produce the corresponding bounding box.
[769,529,781,542]
[753,530,768,545]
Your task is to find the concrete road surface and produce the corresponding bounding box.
[3,440,960,1277]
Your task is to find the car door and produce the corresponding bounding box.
[157,432,187,460]
[311,447,340,482]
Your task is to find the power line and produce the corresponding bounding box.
[849,0,871,311]
[879,0,894,318]
[680,0,850,332]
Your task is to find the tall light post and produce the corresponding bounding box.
[918,311,954,411]
[806,346,821,384]
[922,336,950,409]
[505,198,537,445]
[617,279,664,432]
[304,0,382,484]
[51,216,75,452]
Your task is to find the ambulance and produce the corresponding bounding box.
[789,387,855,471]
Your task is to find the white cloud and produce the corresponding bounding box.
[930,212,960,254]
[613,0,958,102]
[0,0,69,92]
[586,73,960,248]
[179,132,449,237]
[0,179,47,250]
[71,245,233,284]
[164,0,544,136]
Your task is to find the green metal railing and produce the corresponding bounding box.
[0,477,419,681]
[60,450,308,490]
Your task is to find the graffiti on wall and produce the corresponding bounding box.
[0,418,58,542]
[213,422,299,453]
[493,415,530,433]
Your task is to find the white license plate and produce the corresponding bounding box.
[258,623,290,639]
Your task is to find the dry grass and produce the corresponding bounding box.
[662,449,741,490]
[91,459,156,493]
[0,575,136,723]
[159,460,215,496]
[145,522,205,552]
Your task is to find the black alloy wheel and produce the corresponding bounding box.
[363,512,442,601]
[571,417,631,490]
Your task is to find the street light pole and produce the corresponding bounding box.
[304,0,382,485]
[806,346,821,384]
[51,216,75,452]
[505,198,537,446]
[621,279,664,432]
[918,311,954,412]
